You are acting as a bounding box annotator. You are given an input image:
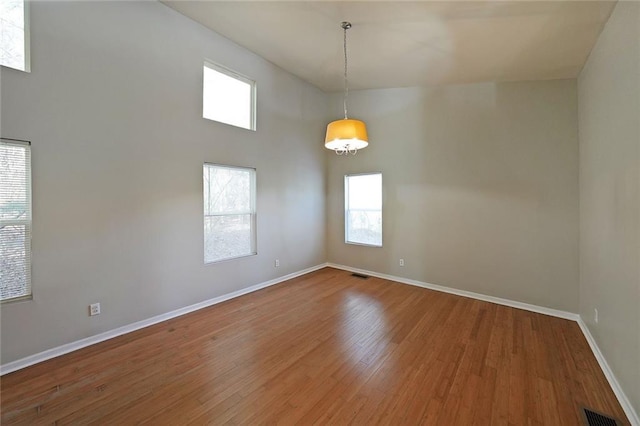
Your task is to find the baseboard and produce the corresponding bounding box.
[577,319,640,426]
[0,263,328,376]
[327,263,580,321]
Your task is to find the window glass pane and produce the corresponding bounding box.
[0,143,29,220]
[0,224,30,300]
[203,63,254,130]
[347,174,382,210]
[346,210,382,247]
[345,173,382,247]
[204,166,252,215]
[204,214,254,263]
[0,0,28,71]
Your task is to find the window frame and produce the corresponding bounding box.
[344,172,383,248]
[0,138,32,303]
[0,0,31,73]
[203,163,257,264]
[202,60,256,131]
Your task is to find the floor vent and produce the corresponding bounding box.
[582,407,621,426]
[351,273,369,279]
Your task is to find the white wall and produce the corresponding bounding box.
[327,80,579,312]
[578,1,640,415]
[0,1,327,363]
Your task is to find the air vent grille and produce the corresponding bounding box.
[351,273,369,279]
[582,407,621,426]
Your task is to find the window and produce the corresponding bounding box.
[345,173,382,247]
[204,164,256,263]
[1,138,31,302]
[0,0,30,72]
[203,61,255,130]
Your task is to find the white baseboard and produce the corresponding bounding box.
[0,263,328,376]
[327,263,580,320]
[577,319,640,426]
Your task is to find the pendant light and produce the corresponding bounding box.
[325,21,368,155]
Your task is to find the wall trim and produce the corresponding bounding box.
[327,263,580,320]
[577,319,640,426]
[0,263,328,376]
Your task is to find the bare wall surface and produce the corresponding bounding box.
[0,1,327,363]
[327,80,579,312]
[578,1,640,415]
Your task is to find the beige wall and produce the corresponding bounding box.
[0,1,327,364]
[327,80,579,312]
[578,1,640,415]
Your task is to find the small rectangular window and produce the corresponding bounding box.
[203,61,256,131]
[345,173,382,247]
[204,164,256,263]
[0,0,30,72]
[1,138,32,302]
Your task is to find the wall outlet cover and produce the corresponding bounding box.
[90,303,101,316]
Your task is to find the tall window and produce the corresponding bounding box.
[204,164,256,263]
[1,139,32,302]
[203,61,256,131]
[0,0,30,72]
[345,173,382,247]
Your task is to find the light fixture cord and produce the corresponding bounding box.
[343,24,349,120]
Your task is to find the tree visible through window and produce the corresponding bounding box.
[0,0,29,72]
[345,173,382,247]
[203,164,256,263]
[1,139,32,302]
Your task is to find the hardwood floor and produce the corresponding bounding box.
[0,267,629,425]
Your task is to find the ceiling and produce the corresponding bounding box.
[163,1,616,92]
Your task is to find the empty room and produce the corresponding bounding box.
[0,0,638,424]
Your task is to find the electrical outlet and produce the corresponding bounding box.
[275,259,280,267]
[594,308,598,324]
[399,259,405,267]
[89,303,101,316]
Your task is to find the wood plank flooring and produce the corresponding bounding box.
[0,267,630,425]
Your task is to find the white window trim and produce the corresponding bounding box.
[345,172,383,248]
[1,138,32,303]
[203,60,256,131]
[203,163,257,264]
[23,0,30,72]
